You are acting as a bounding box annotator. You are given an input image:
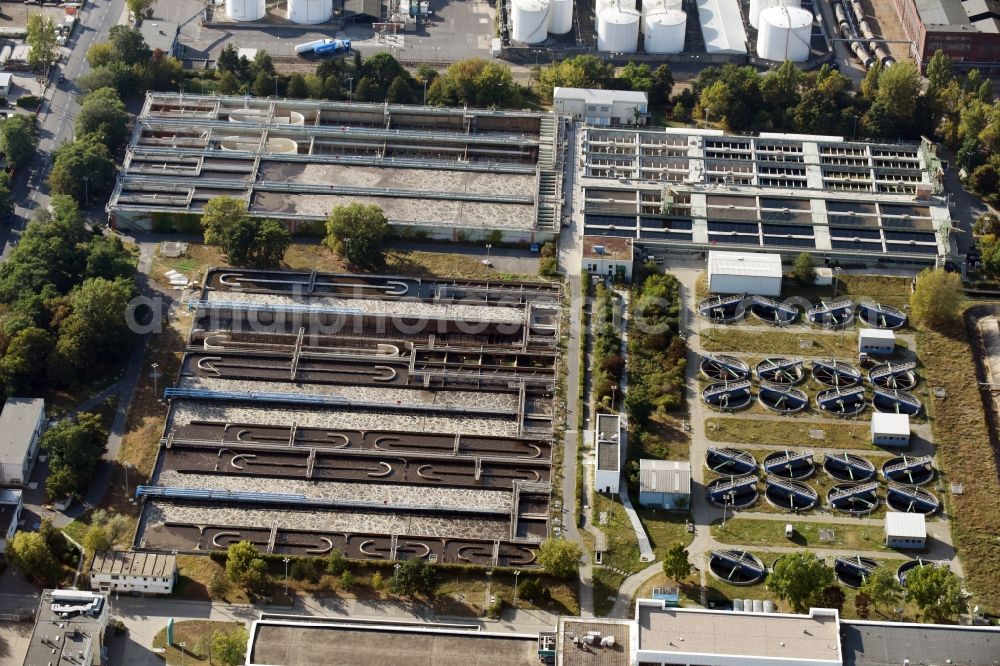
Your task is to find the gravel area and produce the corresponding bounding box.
[203,290,526,325]
[156,470,513,513]
[144,503,511,540]
[177,377,519,412]
[169,402,521,437]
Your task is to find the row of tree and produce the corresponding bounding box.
[0,196,137,396]
[81,24,184,97]
[533,55,674,109]
[6,519,75,586]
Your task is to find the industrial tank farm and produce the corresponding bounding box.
[133,269,562,568]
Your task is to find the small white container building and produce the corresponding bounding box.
[707,250,782,296]
[0,398,45,487]
[885,511,926,549]
[859,328,896,356]
[638,460,691,509]
[89,550,178,594]
[871,412,910,447]
[595,413,622,494]
[582,236,634,282]
[814,267,834,286]
[553,87,648,126]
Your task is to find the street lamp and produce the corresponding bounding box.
[82,176,89,207]
[485,243,492,263]
[179,641,187,666]
[832,266,843,299]
[151,362,159,400]
[611,384,618,409]
[283,557,290,597]
[513,569,521,609]
[347,77,354,101]
[721,490,734,529]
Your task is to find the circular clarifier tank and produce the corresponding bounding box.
[703,381,753,411]
[881,456,934,486]
[835,556,879,588]
[706,475,758,509]
[758,383,809,413]
[886,484,940,515]
[762,450,814,480]
[897,558,936,586]
[709,550,766,585]
[823,452,875,483]
[699,294,746,323]
[706,447,757,476]
[700,354,750,381]
[764,476,818,511]
[750,295,798,326]
[868,362,917,390]
[756,357,804,385]
[815,387,866,416]
[807,300,854,328]
[811,360,861,388]
[827,483,879,515]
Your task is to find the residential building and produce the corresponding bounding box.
[582,235,634,282]
[595,413,622,495]
[858,328,896,356]
[0,398,45,487]
[870,413,911,447]
[638,460,691,509]
[0,488,22,553]
[708,251,783,296]
[138,20,180,57]
[553,87,648,126]
[23,590,109,666]
[884,512,927,549]
[89,550,178,594]
[889,0,1000,72]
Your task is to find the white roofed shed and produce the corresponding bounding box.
[707,250,783,296]
[885,511,926,549]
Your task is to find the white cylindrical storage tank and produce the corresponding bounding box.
[512,0,551,43]
[226,0,266,21]
[643,9,685,52]
[598,0,636,13]
[287,0,332,24]
[597,6,640,52]
[548,0,573,34]
[749,0,800,28]
[756,5,812,62]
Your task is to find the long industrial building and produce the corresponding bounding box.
[107,93,563,243]
[577,126,956,267]
[890,0,1000,71]
[133,269,561,567]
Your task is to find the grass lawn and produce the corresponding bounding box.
[918,316,1000,613]
[704,417,883,451]
[593,568,626,617]
[700,328,858,357]
[782,275,913,311]
[592,493,643,575]
[633,571,700,610]
[173,556,251,604]
[711,518,888,551]
[152,620,246,665]
[636,508,694,559]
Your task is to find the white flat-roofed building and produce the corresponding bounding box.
[595,413,622,494]
[885,512,926,549]
[638,460,691,509]
[0,398,45,487]
[635,600,843,666]
[0,72,11,100]
[0,489,21,553]
[858,328,896,356]
[696,0,749,53]
[553,87,648,126]
[871,412,910,446]
[23,589,109,666]
[89,550,178,594]
[708,251,783,296]
[583,235,634,281]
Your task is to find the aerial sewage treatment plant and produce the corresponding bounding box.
[131,269,562,567]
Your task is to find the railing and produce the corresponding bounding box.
[828,481,879,503]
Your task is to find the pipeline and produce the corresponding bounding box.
[849,0,895,67]
[834,1,875,69]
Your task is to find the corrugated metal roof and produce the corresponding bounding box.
[916,0,970,25]
[0,398,44,466]
[696,0,749,54]
[90,550,177,577]
[639,460,691,494]
[871,412,910,436]
[885,511,926,538]
[708,250,783,279]
[553,87,649,106]
[0,488,22,504]
[859,328,896,341]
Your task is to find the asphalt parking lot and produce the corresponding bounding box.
[160,0,494,64]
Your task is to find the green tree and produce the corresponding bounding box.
[201,196,249,245]
[83,524,113,553]
[286,73,308,98]
[386,75,412,103]
[56,277,135,373]
[324,203,390,268]
[698,80,732,127]
[855,591,872,619]
[766,552,834,613]
[534,55,613,100]
[875,62,921,123]
[390,557,437,597]
[904,564,967,623]
[662,543,691,581]
[791,252,817,285]
[41,412,108,500]
[968,164,1000,201]
[909,268,962,331]
[361,52,408,99]
[218,71,240,95]
[0,326,52,393]
[252,219,290,267]
[974,212,1000,236]
[371,571,385,591]
[820,585,846,612]
[126,0,156,19]
[252,70,274,97]
[38,519,68,557]
[86,42,118,69]
[860,566,901,612]
[85,234,136,281]
[225,540,261,585]
[210,572,230,598]
[108,25,151,65]
[48,136,116,204]
[8,531,60,585]
[340,570,354,589]
[537,538,583,579]
[650,64,674,107]
[617,61,654,93]
[217,43,240,75]
[26,14,57,73]
[200,198,289,267]
[211,627,249,666]
[76,87,130,153]
[0,114,39,171]
[326,549,348,576]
